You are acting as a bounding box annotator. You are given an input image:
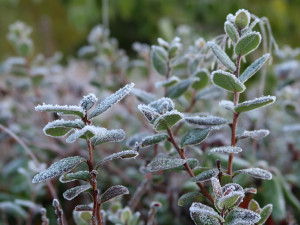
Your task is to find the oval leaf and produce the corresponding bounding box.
[35,104,84,117]
[147,157,187,172]
[238,129,270,140]
[239,54,270,83]
[185,116,227,126]
[43,119,84,137]
[258,204,273,225]
[91,129,125,146]
[234,96,276,113]
[192,69,210,90]
[178,192,203,206]
[59,171,90,183]
[88,83,135,119]
[190,202,224,224]
[96,150,139,168]
[154,110,183,131]
[209,146,242,154]
[212,70,245,93]
[66,126,106,143]
[63,184,92,200]
[32,156,86,183]
[235,168,272,180]
[181,128,211,147]
[224,21,239,43]
[207,42,236,72]
[141,134,169,147]
[167,78,192,98]
[224,208,261,225]
[100,185,129,204]
[234,32,261,56]
[217,191,245,209]
[155,76,180,88]
[191,169,219,182]
[151,46,168,75]
[211,177,222,199]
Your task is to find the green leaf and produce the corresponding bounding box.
[190,202,224,225]
[32,156,86,183]
[151,45,168,75]
[63,184,92,200]
[212,70,245,93]
[88,83,134,119]
[100,185,129,204]
[224,208,260,225]
[192,69,210,90]
[43,119,84,137]
[209,146,242,154]
[224,21,239,43]
[131,88,155,104]
[178,192,203,206]
[234,32,261,56]
[185,116,227,126]
[147,157,187,172]
[96,150,139,168]
[248,199,261,213]
[35,104,84,117]
[141,133,169,147]
[59,171,90,183]
[153,110,183,131]
[181,128,210,147]
[258,204,272,225]
[234,96,276,113]
[191,169,219,182]
[234,9,250,30]
[207,41,236,72]
[239,54,270,83]
[167,78,192,98]
[235,168,272,180]
[66,126,105,143]
[90,129,125,146]
[217,191,244,209]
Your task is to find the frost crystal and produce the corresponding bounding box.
[35,103,84,117]
[236,168,272,180]
[209,146,242,154]
[32,156,86,183]
[211,177,222,198]
[63,184,92,200]
[88,83,135,119]
[185,115,228,126]
[141,133,169,147]
[79,93,98,111]
[66,125,107,143]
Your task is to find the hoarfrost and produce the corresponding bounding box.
[147,157,187,172]
[219,100,234,111]
[66,125,107,143]
[79,93,98,111]
[209,146,242,154]
[63,184,92,200]
[91,129,125,146]
[238,129,270,140]
[35,103,84,117]
[191,169,219,182]
[100,185,129,204]
[185,115,228,126]
[236,168,272,180]
[211,177,222,198]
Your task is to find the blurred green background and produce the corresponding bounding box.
[0,0,299,60]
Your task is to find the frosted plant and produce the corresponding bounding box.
[32,83,136,225]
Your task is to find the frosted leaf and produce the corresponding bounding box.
[207,41,236,72]
[211,70,246,93]
[238,129,270,140]
[209,146,242,154]
[235,168,272,180]
[190,202,224,224]
[283,124,300,132]
[141,133,169,147]
[32,156,86,183]
[219,100,234,111]
[63,184,91,200]
[234,96,276,113]
[126,132,151,147]
[196,86,224,100]
[181,128,211,147]
[178,192,203,206]
[138,104,158,122]
[96,150,139,167]
[79,93,98,111]
[151,45,168,75]
[155,76,180,88]
[185,115,228,126]
[91,129,125,146]
[222,183,243,195]
[239,54,270,83]
[224,208,261,225]
[153,110,183,131]
[0,201,27,219]
[131,88,155,104]
[147,157,187,172]
[172,158,199,171]
[192,69,210,90]
[234,9,251,29]
[217,191,245,209]
[257,204,273,225]
[43,119,84,137]
[88,83,135,119]
[242,18,260,35]
[224,21,239,43]
[157,37,169,48]
[149,97,175,113]
[234,32,262,56]
[191,169,219,182]
[59,171,90,183]
[35,103,84,117]
[167,78,193,98]
[66,126,107,143]
[78,45,97,58]
[211,177,222,199]
[74,205,92,211]
[14,199,39,210]
[100,185,129,204]
[244,187,257,194]
[248,199,261,213]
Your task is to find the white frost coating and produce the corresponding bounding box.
[226,13,235,23]
[207,41,236,72]
[239,129,270,140]
[88,83,135,119]
[125,132,151,147]
[153,110,184,131]
[138,104,158,122]
[42,119,84,137]
[88,24,109,44]
[141,133,169,147]
[217,190,245,209]
[211,70,246,93]
[222,183,243,195]
[149,97,175,113]
[234,31,262,56]
[185,115,228,126]
[147,157,186,172]
[236,168,272,180]
[100,185,129,203]
[79,93,98,111]
[189,202,224,223]
[131,88,155,104]
[66,125,107,143]
[226,208,261,225]
[35,103,84,117]
[191,169,219,182]
[209,146,242,154]
[234,96,276,112]
[283,124,300,132]
[97,150,139,166]
[211,177,222,198]
[91,129,125,146]
[235,9,251,28]
[32,156,86,183]
[63,184,92,200]
[219,100,234,111]
[155,76,180,88]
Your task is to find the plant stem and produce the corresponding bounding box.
[228,54,242,176]
[167,128,214,203]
